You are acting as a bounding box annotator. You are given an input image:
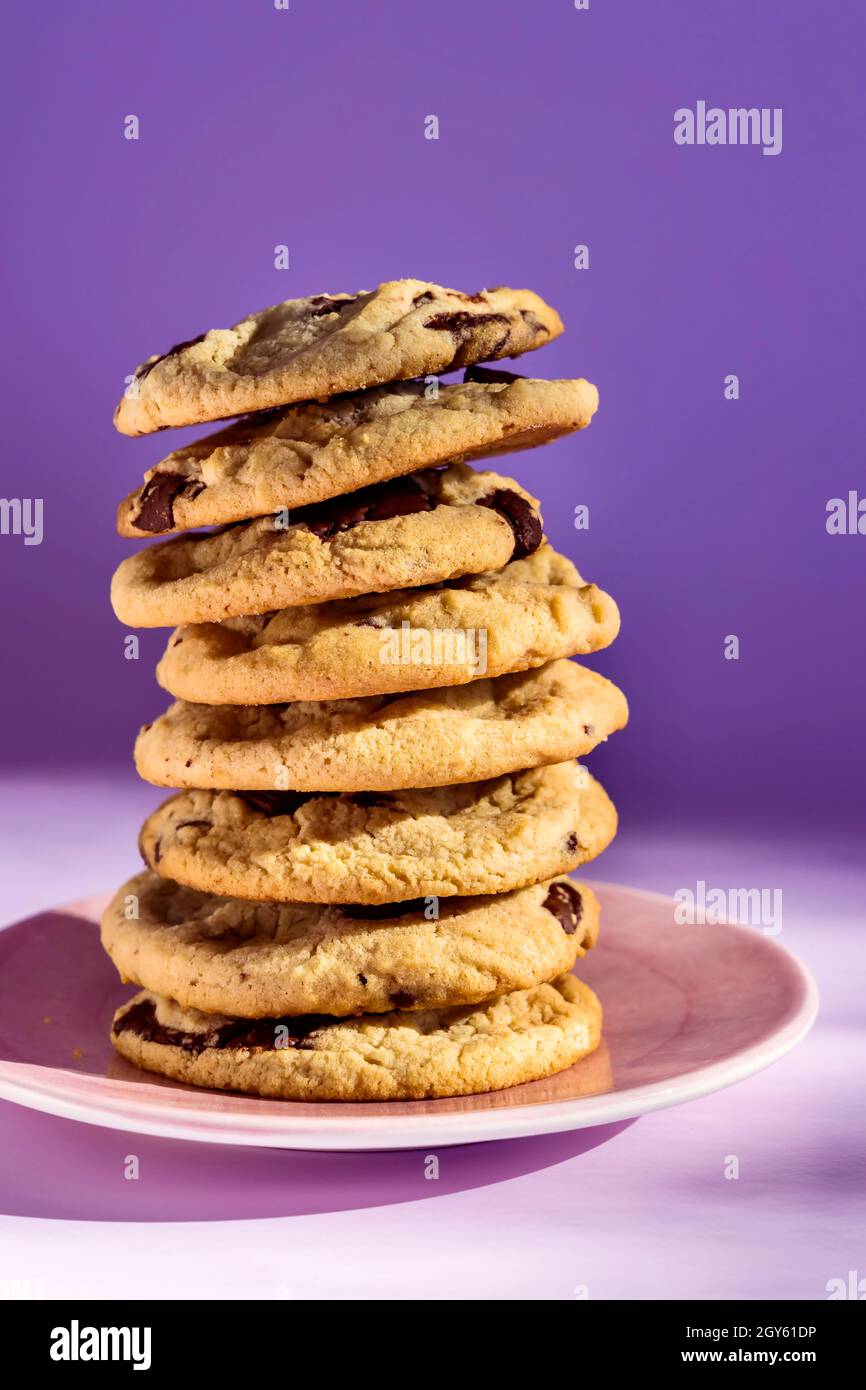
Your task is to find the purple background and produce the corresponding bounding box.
[0,2,864,1304]
[2,0,865,831]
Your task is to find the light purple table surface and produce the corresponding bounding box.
[0,773,862,1302]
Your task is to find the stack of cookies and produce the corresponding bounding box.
[103,279,627,1101]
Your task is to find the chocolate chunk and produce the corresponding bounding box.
[423,311,511,369]
[342,898,427,920]
[114,998,330,1054]
[542,882,584,935]
[520,309,549,337]
[412,291,435,307]
[358,973,368,986]
[134,471,206,532]
[235,790,316,817]
[425,311,509,335]
[389,991,416,1010]
[565,832,578,853]
[308,294,357,318]
[295,473,438,541]
[477,488,542,558]
[136,333,206,381]
[488,332,512,359]
[463,365,525,385]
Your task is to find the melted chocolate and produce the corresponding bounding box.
[425,310,509,335]
[136,333,206,381]
[477,488,542,558]
[308,294,358,318]
[424,311,512,370]
[134,471,205,532]
[295,472,439,540]
[520,309,549,336]
[464,365,525,385]
[114,997,329,1054]
[542,882,584,935]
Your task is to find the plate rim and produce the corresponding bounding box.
[0,881,820,1151]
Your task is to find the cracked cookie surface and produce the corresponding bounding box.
[156,544,620,705]
[102,870,600,1018]
[110,973,603,1100]
[117,373,597,536]
[111,464,542,627]
[138,763,616,903]
[113,280,563,435]
[135,659,628,792]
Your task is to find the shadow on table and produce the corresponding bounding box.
[0,1101,635,1222]
[0,908,635,1222]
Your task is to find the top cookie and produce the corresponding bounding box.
[117,372,598,537]
[113,280,564,436]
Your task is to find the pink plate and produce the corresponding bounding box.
[0,883,817,1150]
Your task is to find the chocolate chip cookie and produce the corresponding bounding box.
[117,372,598,537]
[137,763,616,904]
[156,544,620,705]
[111,465,543,627]
[135,659,628,792]
[113,280,563,436]
[110,973,603,1100]
[102,870,599,1018]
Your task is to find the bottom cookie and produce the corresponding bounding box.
[111,975,602,1101]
